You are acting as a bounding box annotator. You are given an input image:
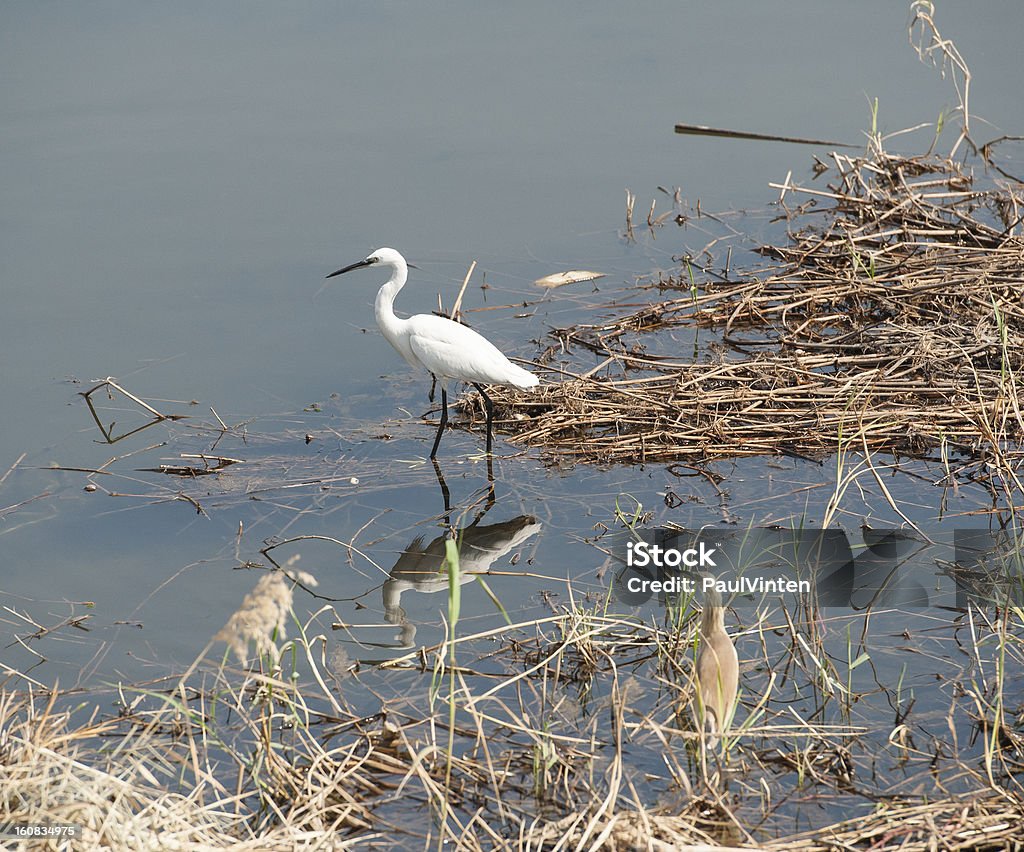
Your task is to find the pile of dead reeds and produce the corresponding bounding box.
[0,692,345,850]
[480,145,1024,465]
[523,793,1024,851]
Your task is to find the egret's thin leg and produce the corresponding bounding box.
[472,383,494,456]
[429,386,448,459]
[428,373,437,404]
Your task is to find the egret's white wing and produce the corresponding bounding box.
[407,315,536,388]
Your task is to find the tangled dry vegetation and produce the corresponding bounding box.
[485,141,1024,472]
[2,600,1023,851]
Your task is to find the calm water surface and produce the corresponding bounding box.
[2,3,1023,838]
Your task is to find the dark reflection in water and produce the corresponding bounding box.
[383,513,541,648]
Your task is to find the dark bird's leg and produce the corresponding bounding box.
[428,373,437,404]
[429,384,448,459]
[472,383,494,456]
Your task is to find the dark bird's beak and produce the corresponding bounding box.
[326,258,373,279]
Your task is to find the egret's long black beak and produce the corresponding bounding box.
[326,258,373,279]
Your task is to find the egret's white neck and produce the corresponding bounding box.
[374,259,409,342]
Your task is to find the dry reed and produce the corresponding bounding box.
[4,599,1021,849]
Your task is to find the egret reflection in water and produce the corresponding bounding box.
[383,514,541,647]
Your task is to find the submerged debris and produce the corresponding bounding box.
[534,269,606,288]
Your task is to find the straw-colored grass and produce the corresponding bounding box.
[3,596,1022,849]
[520,794,1024,851]
[0,691,352,851]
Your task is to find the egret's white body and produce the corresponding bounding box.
[327,247,538,457]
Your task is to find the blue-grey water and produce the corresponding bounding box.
[2,2,1023,840]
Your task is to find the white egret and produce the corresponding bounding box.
[326,247,539,458]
